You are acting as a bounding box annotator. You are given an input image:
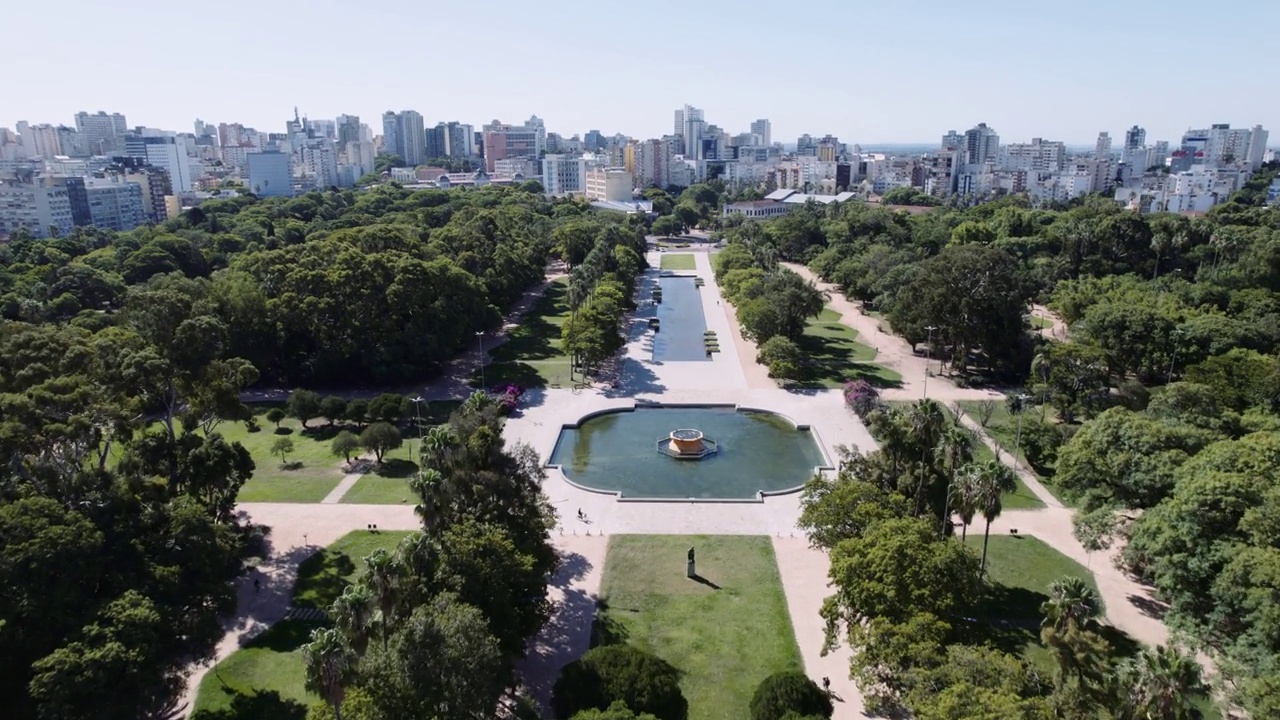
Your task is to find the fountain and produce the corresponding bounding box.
[657,428,718,459]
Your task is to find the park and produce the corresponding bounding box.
[183,243,1214,720]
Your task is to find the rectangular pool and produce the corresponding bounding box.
[652,275,709,362]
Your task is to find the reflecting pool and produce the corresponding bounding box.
[651,275,708,362]
[549,406,827,499]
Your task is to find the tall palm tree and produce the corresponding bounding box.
[1041,621,1111,692]
[330,584,374,654]
[419,424,458,472]
[1117,645,1206,720]
[949,462,982,541]
[974,460,1017,574]
[303,627,354,720]
[410,467,448,530]
[908,400,947,516]
[360,548,402,649]
[1040,576,1101,634]
[936,420,974,533]
[1031,349,1053,420]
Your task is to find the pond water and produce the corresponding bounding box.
[549,406,827,499]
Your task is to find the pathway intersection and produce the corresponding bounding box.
[186,251,1183,719]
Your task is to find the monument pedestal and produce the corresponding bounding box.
[686,560,696,578]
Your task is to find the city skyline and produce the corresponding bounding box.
[7,0,1279,145]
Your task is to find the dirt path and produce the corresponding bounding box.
[1031,303,1069,340]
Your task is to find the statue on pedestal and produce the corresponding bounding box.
[686,546,696,578]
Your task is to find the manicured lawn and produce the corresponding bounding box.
[480,277,575,389]
[595,535,802,720]
[211,405,346,503]
[660,253,697,270]
[791,307,902,389]
[1029,314,1054,330]
[341,437,418,505]
[956,399,1061,504]
[193,620,318,719]
[884,401,1044,510]
[293,530,412,609]
[193,531,412,719]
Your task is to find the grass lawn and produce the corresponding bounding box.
[660,253,697,270]
[193,531,411,719]
[956,399,1062,504]
[884,401,1044,510]
[791,307,902,389]
[1029,314,1054,330]
[293,530,412,609]
[480,277,575,389]
[595,535,802,720]
[341,437,419,504]
[213,405,346,503]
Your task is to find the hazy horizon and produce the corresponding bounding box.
[7,0,1279,146]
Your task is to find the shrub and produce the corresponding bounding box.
[758,336,803,380]
[551,645,687,720]
[974,399,998,426]
[841,379,882,419]
[749,671,832,720]
[571,701,660,720]
[1020,418,1065,472]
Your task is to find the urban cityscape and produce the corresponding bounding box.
[6,2,1280,720]
[1,105,1275,238]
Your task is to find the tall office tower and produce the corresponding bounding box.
[336,115,362,146]
[75,111,128,154]
[584,130,604,152]
[381,112,399,161]
[680,105,705,160]
[1245,125,1269,170]
[673,108,685,139]
[380,110,426,166]
[750,119,771,147]
[124,135,195,192]
[1095,131,1111,160]
[942,130,964,150]
[1122,125,1146,165]
[963,123,999,165]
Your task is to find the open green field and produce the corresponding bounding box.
[791,307,902,389]
[595,535,802,720]
[340,437,418,504]
[884,401,1044,510]
[1029,314,1054,330]
[193,531,411,719]
[660,253,697,270]
[211,406,346,503]
[480,277,575,389]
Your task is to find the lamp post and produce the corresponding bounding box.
[922,325,937,399]
[1167,328,1183,385]
[475,331,486,391]
[411,396,425,462]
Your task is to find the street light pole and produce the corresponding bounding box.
[922,325,937,399]
[475,331,486,391]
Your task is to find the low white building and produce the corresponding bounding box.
[585,167,632,203]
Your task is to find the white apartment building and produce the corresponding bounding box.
[0,177,76,238]
[125,135,195,192]
[1000,138,1066,172]
[750,119,771,147]
[585,167,633,203]
[542,154,586,195]
[84,178,148,231]
[299,138,339,189]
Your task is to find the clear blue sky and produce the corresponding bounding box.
[7,0,1278,145]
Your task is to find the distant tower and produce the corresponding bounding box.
[1095,131,1111,160]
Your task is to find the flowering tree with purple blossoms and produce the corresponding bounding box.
[843,380,882,419]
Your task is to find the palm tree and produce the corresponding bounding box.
[1040,576,1101,634]
[360,548,402,649]
[419,424,457,472]
[974,460,1017,575]
[936,420,974,533]
[1117,645,1206,720]
[410,467,448,530]
[949,462,982,541]
[1031,349,1053,420]
[908,400,947,516]
[330,584,374,654]
[1041,621,1112,692]
[303,627,354,720]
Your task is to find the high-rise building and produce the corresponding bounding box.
[380,111,426,166]
[425,122,475,160]
[299,137,339,189]
[634,136,679,189]
[482,118,544,171]
[56,126,88,157]
[124,135,195,192]
[336,115,362,146]
[942,130,964,151]
[1001,138,1065,172]
[750,119,771,147]
[584,130,604,152]
[0,176,76,238]
[23,123,61,160]
[1245,125,1269,170]
[84,178,148,231]
[678,105,705,161]
[1095,132,1111,160]
[542,154,586,195]
[75,111,128,155]
[1122,125,1146,166]
[963,123,999,166]
[248,151,293,197]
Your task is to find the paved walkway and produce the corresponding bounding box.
[183,254,1187,718]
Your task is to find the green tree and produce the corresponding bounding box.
[758,335,804,379]
[359,422,402,463]
[749,671,833,720]
[345,399,369,429]
[367,393,408,424]
[1072,509,1118,568]
[798,465,910,550]
[288,389,323,428]
[266,407,287,428]
[1116,645,1206,720]
[271,436,295,465]
[973,460,1017,574]
[331,430,360,463]
[1039,576,1101,633]
[571,702,660,720]
[651,215,682,237]
[303,627,354,720]
[321,396,348,425]
[552,644,688,720]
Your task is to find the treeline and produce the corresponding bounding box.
[556,217,648,375]
[736,163,1280,714]
[801,410,1209,719]
[288,393,559,720]
[0,184,610,386]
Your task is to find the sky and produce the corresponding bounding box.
[6,0,1279,146]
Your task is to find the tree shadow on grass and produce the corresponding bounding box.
[190,689,306,720]
[490,282,569,363]
[299,425,340,442]
[292,550,357,610]
[246,619,325,652]
[477,361,547,390]
[374,458,418,478]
